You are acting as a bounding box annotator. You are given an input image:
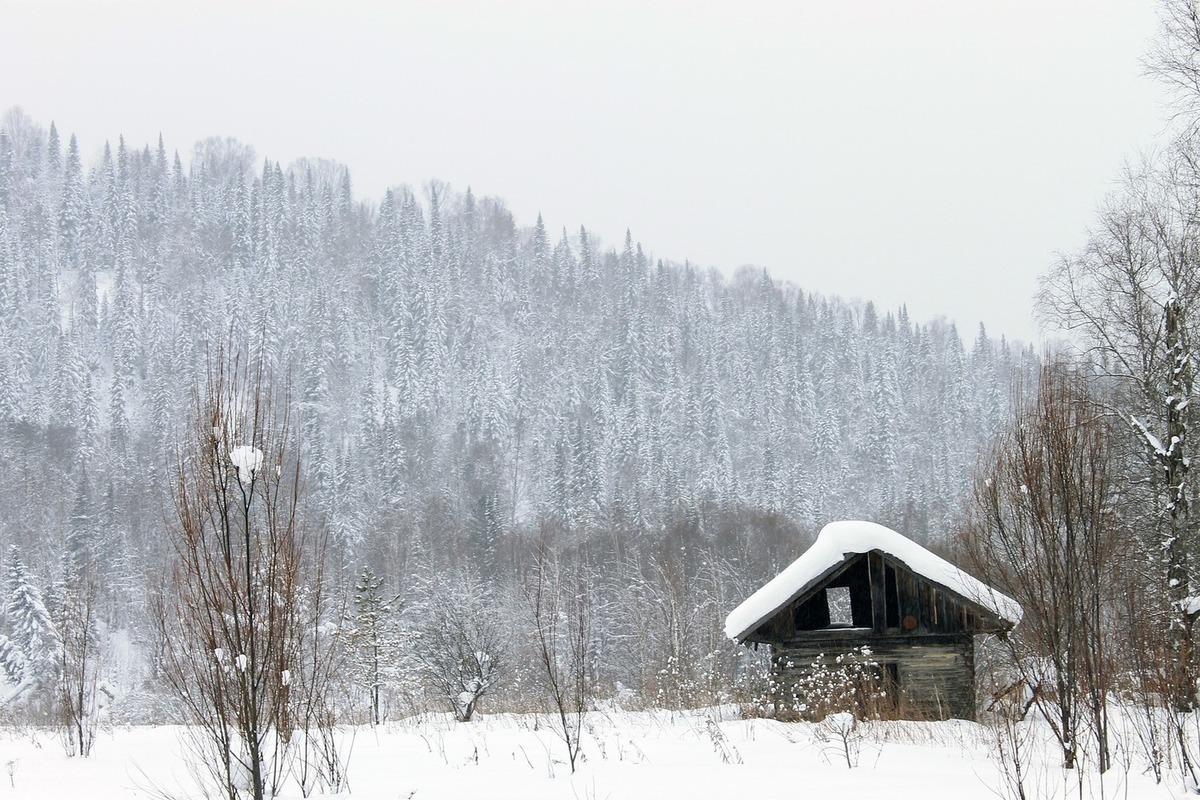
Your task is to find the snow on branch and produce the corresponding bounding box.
[1131,415,1170,458]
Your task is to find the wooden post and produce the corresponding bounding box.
[898,573,921,632]
[869,550,887,633]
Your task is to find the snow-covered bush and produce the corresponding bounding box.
[411,569,507,723]
[776,646,886,722]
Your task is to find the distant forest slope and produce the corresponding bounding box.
[0,109,1034,608]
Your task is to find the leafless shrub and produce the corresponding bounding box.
[291,584,349,796]
[154,345,338,800]
[412,569,506,723]
[54,566,103,757]
[959,361,1120,771]
[526,534,592,773]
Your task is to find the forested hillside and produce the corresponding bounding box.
[0,108,1033,708]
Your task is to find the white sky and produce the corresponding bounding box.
[0,0,1171,344]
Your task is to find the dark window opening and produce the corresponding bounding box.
[841,556,873,627]
[791,555,876,631]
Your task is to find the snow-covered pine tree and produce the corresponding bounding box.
[0,548,61,708]
[345,567,402,726]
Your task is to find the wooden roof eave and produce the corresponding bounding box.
[878,550,1015,634]
[738,552,863,644]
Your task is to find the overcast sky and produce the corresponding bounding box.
[0,1,1171,344]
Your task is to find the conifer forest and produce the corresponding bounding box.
[0,107,1034,722]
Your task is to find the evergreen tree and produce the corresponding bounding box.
[0,548,60,695]
[345,567,402,726]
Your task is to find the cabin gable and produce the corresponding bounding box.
[749,549,1009,646]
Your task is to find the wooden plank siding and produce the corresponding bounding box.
[772,634,976,721]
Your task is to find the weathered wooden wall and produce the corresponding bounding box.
[771,633,976,720]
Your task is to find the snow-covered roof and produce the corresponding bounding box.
[724,520,1023,642]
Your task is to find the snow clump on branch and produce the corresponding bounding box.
[230,445,263,483]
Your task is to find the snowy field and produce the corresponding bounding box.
[0,708,1186,800]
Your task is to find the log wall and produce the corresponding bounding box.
[772,632,975,720]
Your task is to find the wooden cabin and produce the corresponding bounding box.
[724,520,1021,721]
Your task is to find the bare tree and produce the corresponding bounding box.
[1043,0,1200,717]
[190,137,257,189]
[1039,141,1200,711]
[526,536,591,774]
[412,569,505,723]
[1148,0,1200,132]
[155,346,334,800]
[290,583,349,798]
[612,542,742,710]
[960,360,1121,771]
[54,565,102,758]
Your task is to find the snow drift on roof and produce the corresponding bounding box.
[723,520,1023,642]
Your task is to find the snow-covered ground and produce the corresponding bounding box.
[0,708,1183,799]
